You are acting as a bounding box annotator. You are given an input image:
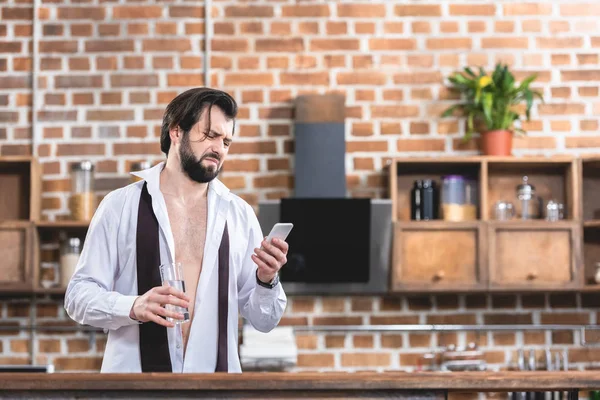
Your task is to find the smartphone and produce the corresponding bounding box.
[266,222,294,243]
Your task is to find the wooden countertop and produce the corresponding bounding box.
[1,371,599,392]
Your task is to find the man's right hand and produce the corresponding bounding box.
[129,286,190,328]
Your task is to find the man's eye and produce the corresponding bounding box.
[224,141,231,147]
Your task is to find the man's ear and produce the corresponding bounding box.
[169,126,181,146]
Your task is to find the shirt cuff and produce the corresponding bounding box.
[112,294,142,326]
[254,281,281,297]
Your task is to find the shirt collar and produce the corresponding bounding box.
[130,161,230,198]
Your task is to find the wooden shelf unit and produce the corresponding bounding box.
[0,157,41,292]
[389,156,589,292]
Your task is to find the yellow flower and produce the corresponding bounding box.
[478,75,492,88]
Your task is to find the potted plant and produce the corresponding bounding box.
[441,63,544,156]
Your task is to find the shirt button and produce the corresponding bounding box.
[176,344,181,349]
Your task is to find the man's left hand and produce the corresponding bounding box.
[252,238,289,284]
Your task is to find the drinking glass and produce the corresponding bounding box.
[159,262,190,324]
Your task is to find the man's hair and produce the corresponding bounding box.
[160,87,238,156]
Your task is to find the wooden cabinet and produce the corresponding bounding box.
[388,156,587,293]
[0,221,34,292]
[0,157,41,293]
[487,221,581,290]
[392,221,486,292]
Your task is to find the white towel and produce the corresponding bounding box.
[240,325,298,370]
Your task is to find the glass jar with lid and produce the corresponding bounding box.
[441,175,477,221]
[69,161,96,221]
[130,160,152,183]
[60,237,81,288]
[515,176,541,219]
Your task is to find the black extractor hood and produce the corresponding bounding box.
[257,93,392,295]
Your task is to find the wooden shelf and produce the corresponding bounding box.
[583,220,600,228]
[35,221,89,229]
[580,284,600,292]
[388,155,587,293]
[35,287,66,295]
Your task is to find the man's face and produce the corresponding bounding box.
[177,106,234,183]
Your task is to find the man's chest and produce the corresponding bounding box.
[164,198,208,262]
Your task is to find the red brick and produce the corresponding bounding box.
[169,6,203,18]
[55,75,102,88]
[440,21,459,33]
[397,138,445,152]
[2,7,32,19]
[566,136,600,148]
[449,4,496,15]
[371,105,419,118]
[38,110,78,121]
[255,38,303,52]
[426,38,472,50]
[72,93,94,105]
[39,40,78,53]
[56,143,105,156]
[341,353,390,367]
[281,4,329,17]
[113,5,162,19]
[239,22,263,34]
[71,24,93,36]
[0,41,22,53]
[128,23,149,35]
[142,39,190,52]
[346,140,388,153]
[270,22,291,35]
[212,39,248,52]
[395,5,441,16]
[326,22,347,35]
[538,103,585,115]
[113,142,161,155]
[336,72,387,86]
[227,141,277,155]
[482,37,529,48]
[560,3,600,16]
[369,38,416,50]
[39,339,61,353]
[167,74,203,87]
[267,56,288,69]
[310,39,359,51]
[495,21,515,33]
[224,5,273,18]
[224,73,273,86]
[54,357,102,371]
[394,71,442,84]
[85,40,133,52]
[338,4,386,17]
[86,109,134,121]
[504,3,553,15]
[467,21,487,33]
[537,37,583,49]
[562,70,600,81]
[355,22,376,34]
[214,22,234,35]
[267,158,289,171]
[297,353,334,368]
[522,19,542,32]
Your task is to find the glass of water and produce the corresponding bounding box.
[159,262,190,324]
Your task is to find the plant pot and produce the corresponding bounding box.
[481,130,512,156]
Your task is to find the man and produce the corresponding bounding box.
[64,87,288,373]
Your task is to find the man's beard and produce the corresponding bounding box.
[179,136,221,183]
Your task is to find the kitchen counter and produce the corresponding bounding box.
[0,371,598,399]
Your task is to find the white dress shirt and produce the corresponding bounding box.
[64,162,287,373]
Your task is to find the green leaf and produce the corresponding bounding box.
[441,104,462,118]
[467,113,474,134]
[517,74,537,91]
[525,90,533,120]
[464,67,477,77]
[482,92,493,125]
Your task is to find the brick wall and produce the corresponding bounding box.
[1,0,600,374]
